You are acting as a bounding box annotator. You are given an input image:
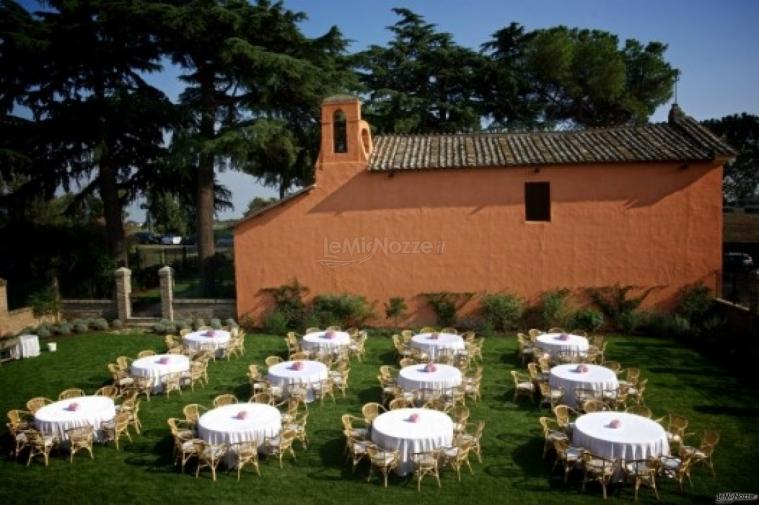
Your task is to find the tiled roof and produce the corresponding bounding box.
[368,105,736,171]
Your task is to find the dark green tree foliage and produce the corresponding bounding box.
[482,25,678,128]
[703,114,759,202]
[356,8,484,134]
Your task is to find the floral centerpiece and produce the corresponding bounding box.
[204,330,216,337]
[290,361,304,371]
[234,410,248,420]
[65,402,79,412]
[557,333,570,341]
[424,362,438,373]
[157,357,170,365]
[408,413,420,423]
[575,364,589,373]
[428,332,439,340]
[609,419,622,429]
[324,330,336,339]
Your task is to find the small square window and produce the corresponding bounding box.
[525,182,550,222]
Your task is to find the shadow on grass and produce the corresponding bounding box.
[357,386,382,405]
[693,405,759,417]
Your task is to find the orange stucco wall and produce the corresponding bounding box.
[234,99,723,326]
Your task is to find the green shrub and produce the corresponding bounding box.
[618,310,647,335]
[263,310,289,335]
[175,320,191,331]
[55,323,72,335]
[642,312,690,339]
[311,294,374,327]
[586,284,652,328]
[74,323,88,333]
[480,293,524,332]
[677,283,717,331]
[224,318,239,329]
[153,323,167,334]
[92,319,109,331]
[193,319,206,330]
[261,279,309,330]
[384,297,408,326]
[37,327,51,338]
[27,287,61,319]
[423,292,473,328]
[569,308,604,332]
[111,319,123,329]
[540,289,572,328]
[210,318,222,330]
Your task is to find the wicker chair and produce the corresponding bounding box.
[366,444,400,487]
[625,404,653,418]
[181,361,207,392]
[137,350,155,358]
[108,363,135,392]
[361,402,386,426]
[582,399,608,413]
[399,357,416,368]
[539,416,569,459]
[449,405,470,435]
[457,420,485,463]
[263,429,297,468]
[511,371,534,402]
[167,418,197,471]
[163,372,182,398]
[412,450,441,491]
[341,414,369,442]
[627,378,648,405]
[659,452,694,492]
[94,386,119,399]
[581,452,617,499]
[655,414,689,451]
[330,367,351,398]
[213,394,238,408]
[680,430,719,477]
[7,410,34,458]
[194,440,228,481]
[26,397,54,414]
[118,396,142,434]
[344,430,371,472]
[25,429,56,467]
[250,392,274,405]
[624,458,660,501]
[58,388,86,400]
[283,410,309,449]
[439,438,475,481]
[182,403,207,430]
[129,376,153,402]
[66,425,95,463]
[231,441,261,480]
[265,355,284,368]
[553,405,580,434]
[388,397,411,410]
[102,411,132,450]
[538,382,564,409]
[289,351,309,361]
[116,356,132,371]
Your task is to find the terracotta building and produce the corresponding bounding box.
[234,95,735,325]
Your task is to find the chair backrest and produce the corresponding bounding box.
[604,361,622,374]
[361,402,385,423]
[213,394,238,408]
[582,399,607,413]
[527,362,540,379]
[265,356,283,367]
[625,405,652,418]
[26,397,52,413]
[289,352,309,361]
[66,425,94,443]
[450,405,469,423]
[701,430,720,450]
[538,356,551,373]
[59,388,86,400]
[388,398,409,410]
[399,358,416,368]
[250,393,272,405]
[626,367,641,383]
[116,356,131,370]
[183,404,204,424]
[94,386,119,399]
[548,327,565,334]
[553,405,573,427]
[137,350,155,358]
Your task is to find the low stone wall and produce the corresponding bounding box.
[61,299,117,320]
[173,299,236,320]
[715,297,758,340]
[0,307,56,337]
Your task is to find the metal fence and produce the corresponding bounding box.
[720,269,759,312]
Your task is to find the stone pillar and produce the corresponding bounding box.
[159,266,174,322]
[114,267,132,322]
[0,278,8,317]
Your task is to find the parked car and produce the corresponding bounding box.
[215,236,234,248]
[160,234,183,245]
[133,231,159,244]
[724,252,754,272]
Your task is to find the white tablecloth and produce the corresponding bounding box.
[198,403,282,465]
[572,412,669,460]
[34,396,116,441]
[397,364,462,395]
[301,331,351,353]
[11,334,40,359]
[536,333,589,358]
[371,408,454,475]
[130,354,190,392]
[267,360,328,402]
[549,364,619,407]
[183,330,231,357]
[410,333,465,359]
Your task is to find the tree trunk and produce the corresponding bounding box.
[99,156,127,266]
[197,70,216,295]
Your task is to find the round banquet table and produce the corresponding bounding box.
[267,360,328,402]
[34,396,116,441]
[536,333,589,359]
[130,354,190,393]
[197,403,282,465]
[182,329,231,357]
[572,412,669,461]
[301,330,351,354]
[410,333,465,359]
[371,408,454,476]
[397,364,462,399]
[549,364,619,408]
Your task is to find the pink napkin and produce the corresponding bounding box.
[575,364,589,373]
[324,330,335,339]
[204,330,216,337]
[156,357,170,365]
[290,361,304,371]
[428,332,439,340]
[408,413,420,423]
[609,419,622,429]
[66,402,79,412]
[424,363,438,373]
[557,334,569,341]
[234,410,248,420]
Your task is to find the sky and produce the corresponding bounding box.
[19,0,759,221]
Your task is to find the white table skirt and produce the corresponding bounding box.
[549,364,619,407]
[371,408,453,476]
[410,333,465,359]
[130,354,190,393]
[572,412,669,461]
[198,403,282,466]
[536,333,589,358]
[183,330,231,357]
[267,360,328,403]
[301,331,351,353]
[34,396,116,441]
[397,364,462,395]
[11,334,40,359]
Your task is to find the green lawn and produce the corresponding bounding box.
[0,332,756,505]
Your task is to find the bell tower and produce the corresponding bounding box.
[319,95,373,165]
